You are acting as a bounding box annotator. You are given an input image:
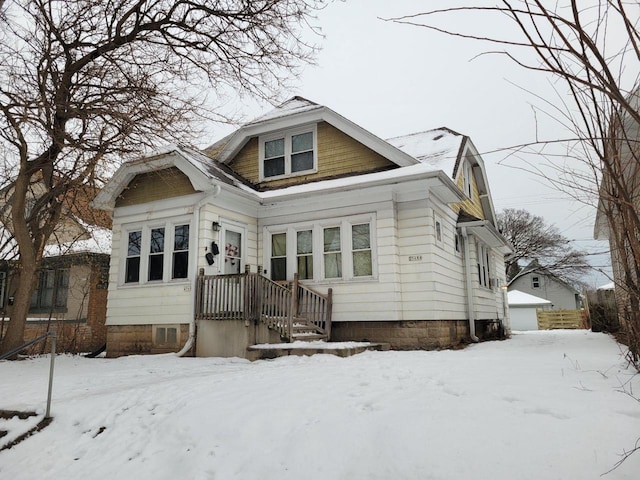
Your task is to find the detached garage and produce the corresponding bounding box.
[508,290,552,331]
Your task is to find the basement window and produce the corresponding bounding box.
[153,325,179,348]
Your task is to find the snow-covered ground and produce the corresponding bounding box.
[1,330,638,480]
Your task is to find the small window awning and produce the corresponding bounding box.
[457,219,513,255]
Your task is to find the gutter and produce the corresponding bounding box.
[176,184,222,357]
[460,226,479,343]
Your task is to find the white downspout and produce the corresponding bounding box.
[461,226,479,343]
[177,185,221,357]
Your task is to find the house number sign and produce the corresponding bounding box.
[408,255,423,262]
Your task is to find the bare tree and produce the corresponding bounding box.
[498,208,590,285]
[389,1,640,368]
[0,0,324,356]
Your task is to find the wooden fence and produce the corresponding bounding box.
[536,309,585,330]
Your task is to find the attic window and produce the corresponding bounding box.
[259,125,317,181]
[463,160,473,199]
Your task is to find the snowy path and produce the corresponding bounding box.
[0,330,638,479]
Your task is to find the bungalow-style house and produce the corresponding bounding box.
[508,261,582,310]
[0,185,111,353]
[93,97,512,358]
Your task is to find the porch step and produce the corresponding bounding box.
[247,341,391,361]
[291,332,327,341]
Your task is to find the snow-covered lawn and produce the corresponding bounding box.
[1,330,638,480]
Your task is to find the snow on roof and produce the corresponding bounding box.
[597,282,615,290]
[247,96,322,125]
[508,290,552,306]
[43,225,112,257]
[237,161,450,200]
[386,128,464,177]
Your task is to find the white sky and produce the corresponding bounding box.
[206,0,613,287]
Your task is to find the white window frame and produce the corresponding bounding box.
[476,241,492,289]
[434,213,444,247]
[152,325,180,348]
[258,124,318,181]
[121,216,192,286]
[463,160,473,199]
[263,214,377,283]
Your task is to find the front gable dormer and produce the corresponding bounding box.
[213,97,418,190]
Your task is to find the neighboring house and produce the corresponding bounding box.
[593,94,640,341]
[508,261,582,310]
[0,184,112,353]
[507,290,552,330]
[93,96,512,358]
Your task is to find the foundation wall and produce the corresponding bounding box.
[106,324,190,357]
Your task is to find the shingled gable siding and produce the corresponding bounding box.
[115,167,197,207]
[453,163,485,219]
[227,121,397,188]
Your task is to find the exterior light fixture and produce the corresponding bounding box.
[212,221,221,232]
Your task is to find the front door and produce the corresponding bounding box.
[223,227,244,274]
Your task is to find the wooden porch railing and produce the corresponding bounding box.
[195,270,332,341]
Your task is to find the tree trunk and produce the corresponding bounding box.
[0,262,37,357]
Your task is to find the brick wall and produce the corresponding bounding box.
[106,324,190,357]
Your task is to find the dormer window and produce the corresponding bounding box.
[260,125,317,180]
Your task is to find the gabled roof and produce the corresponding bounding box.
[386,127,465,177]
[507,290,552,306]
[210,96,419,168]
[508,260,579,293]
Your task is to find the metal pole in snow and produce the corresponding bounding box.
[45,332,56,419]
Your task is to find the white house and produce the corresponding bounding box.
[93,97,512,358]
[508,262,581,310]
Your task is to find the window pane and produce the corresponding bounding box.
[55,269,69,307]
[265,138,284,158]
[292,132,313,152]
[148,254,164,281]
[166,327,177,344]
[128,231,141,256]
[172,251,188,279]
[324,227,340,252]
[174,224,189,251]
[271,257,287,281]
[155,328,166,344]
[298,255,313,280]
[150,228,165,253]
[264,157,285,177]
[291,151,314,172]
[126,257,140,283]
[324,252,342,278]
[297,230,312,254]
[272,233,287,257]
[353,251,372,277]
[352,224,371,249]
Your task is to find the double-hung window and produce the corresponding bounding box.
[260,126,317,180]
[351,224,372,277]
[297,230,313,280]
[323,227,342,279]
[477,241,491,288]
[30,268,69,312]
[124,221,190,284]
[271,232,287,281]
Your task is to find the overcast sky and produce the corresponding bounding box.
[209,0,612,287]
